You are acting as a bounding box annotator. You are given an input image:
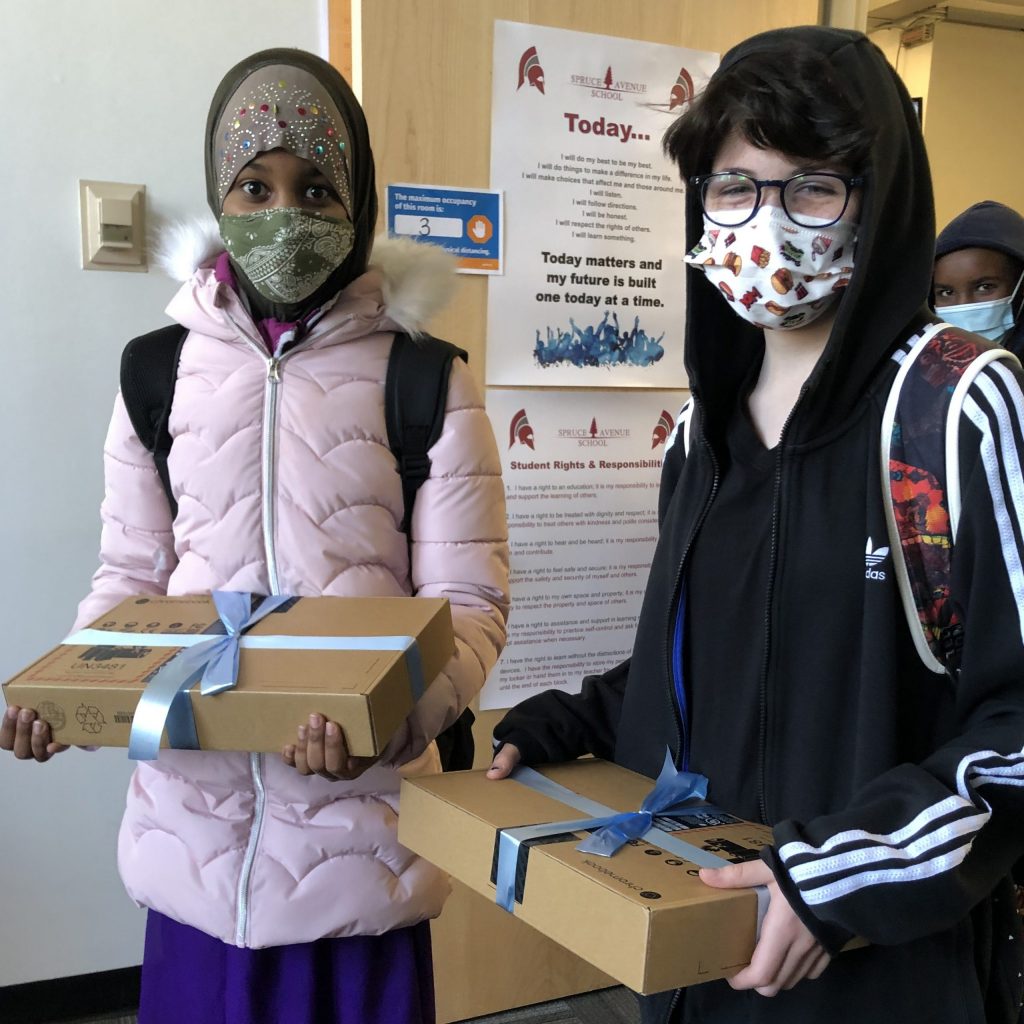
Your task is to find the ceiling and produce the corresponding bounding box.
[868,0,1024,30]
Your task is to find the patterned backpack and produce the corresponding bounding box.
[882,321,1018,677]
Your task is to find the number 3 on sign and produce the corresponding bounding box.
[393,214,462,240]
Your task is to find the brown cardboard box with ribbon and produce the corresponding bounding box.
[2,593,453,758]
[398,758,775,994]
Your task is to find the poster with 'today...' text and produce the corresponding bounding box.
[487,21,718,388]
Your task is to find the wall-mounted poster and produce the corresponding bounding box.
[481,388,685,710]
[487,21,718,388]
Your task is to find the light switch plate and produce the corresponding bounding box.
[79,180,147,272]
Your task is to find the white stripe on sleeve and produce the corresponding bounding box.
[779,750,1024,906]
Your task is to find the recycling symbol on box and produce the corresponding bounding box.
[76,704,106,734]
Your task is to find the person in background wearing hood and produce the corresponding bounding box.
[488,26,1024,1024]
[0,49,508,1024]
[933,200,1024,357]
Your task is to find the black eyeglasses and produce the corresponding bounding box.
[690,171,864,228]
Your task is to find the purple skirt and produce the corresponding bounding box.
[138,911,435,1024]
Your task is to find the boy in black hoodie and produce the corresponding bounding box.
[934,200,1024,357]
[488,27,1024,1024]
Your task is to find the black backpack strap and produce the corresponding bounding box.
[384,331,474,771]
[120,324,188,519]
[385,332,468,532]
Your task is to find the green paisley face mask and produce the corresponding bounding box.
[219,207,356,304]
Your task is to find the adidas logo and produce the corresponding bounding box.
[865,537,890,581]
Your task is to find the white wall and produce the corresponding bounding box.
[0,0,326,986]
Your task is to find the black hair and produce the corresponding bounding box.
[663,43,875,179]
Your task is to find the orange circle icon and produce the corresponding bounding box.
[466,215,493,245]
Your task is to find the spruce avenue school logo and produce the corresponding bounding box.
[517,46,546,94]
[644,66,698,115]
[509,408,536,450]
[669,67,695,111]
[509,413,636,451]
[570,63,648,101]
[559,417,630,447]
[865,537,890,580]
[651,410,675,449]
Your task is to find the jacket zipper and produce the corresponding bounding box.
[755,387,807,825]
[665,390,720,769]
[234,354,286,946]
[659,384,806,1011]
[666,986,683,1023]
[236,750,267,944]
[262,356,283,594]
[221,315,302,946]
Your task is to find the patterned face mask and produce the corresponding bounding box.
[684,204,857,330]
[219,207,356,304]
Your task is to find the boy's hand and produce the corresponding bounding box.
[699,859,831,996]
[282,713,377,781]
[1,706,70,762]
[486,742,521,778]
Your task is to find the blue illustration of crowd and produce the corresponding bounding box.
[533,312,666,368]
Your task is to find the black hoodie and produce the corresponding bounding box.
[495,27,1024,1024]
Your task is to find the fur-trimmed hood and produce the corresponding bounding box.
[153,216,457,336]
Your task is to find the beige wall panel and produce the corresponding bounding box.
[353,0,819,382]
[924,21,1024,230]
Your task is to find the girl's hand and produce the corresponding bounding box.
[699,859,831,996]
[1,706,70,762]
[282,714,377,781]
[486,742,522,779]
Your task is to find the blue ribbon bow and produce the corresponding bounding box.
[127,592,291,760]
[576,749,709,856]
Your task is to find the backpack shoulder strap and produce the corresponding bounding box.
[120,324,188,517]
[385,332,474,773]
[881,322,1018,677]
[385,332,468,533]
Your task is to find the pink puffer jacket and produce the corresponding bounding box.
[73,234,509,947]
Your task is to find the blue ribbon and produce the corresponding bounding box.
[126,592,291,760]
[495,750,722,913]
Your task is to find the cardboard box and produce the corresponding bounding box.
[3,594,453,757]
[399,758,774,994]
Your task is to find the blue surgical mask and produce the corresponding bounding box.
[940,270,1023,343]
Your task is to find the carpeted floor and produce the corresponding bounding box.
[61,987,640,1024]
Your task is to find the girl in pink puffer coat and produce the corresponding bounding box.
[1,48,508,1024]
